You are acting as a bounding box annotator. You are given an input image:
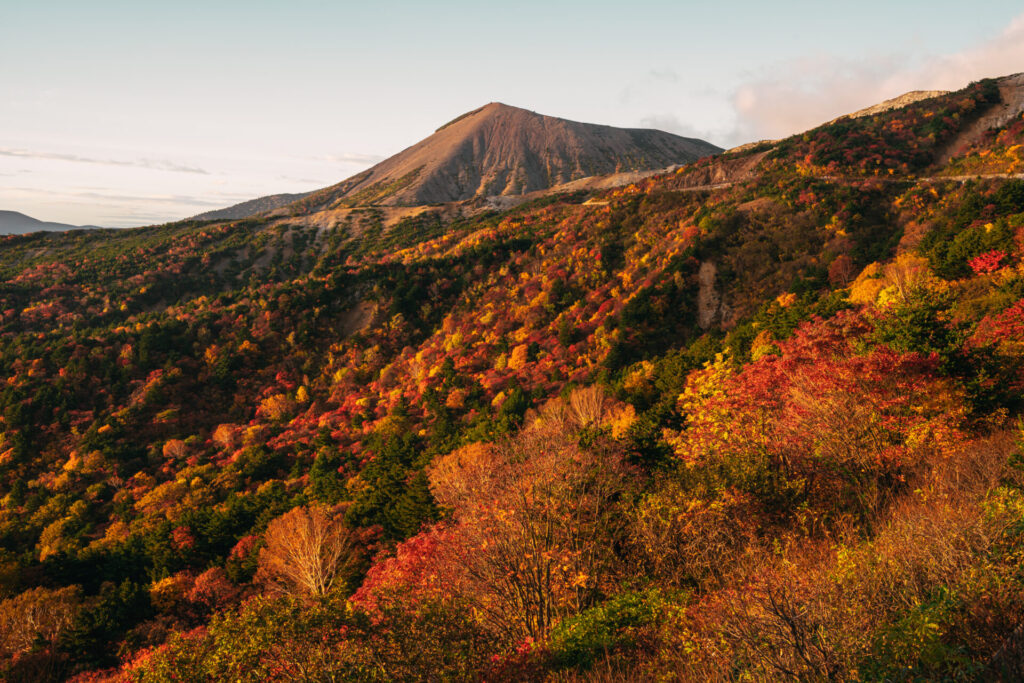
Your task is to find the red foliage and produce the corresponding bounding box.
[171,526,196,551]
[188,567,240,610]
[968,249,1007,275]
[351,525,454,616]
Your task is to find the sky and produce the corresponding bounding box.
[2,0,1024,228]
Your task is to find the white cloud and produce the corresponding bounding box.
[639,113,715,141]
[0,147,208,174]
[728,12,1024,146]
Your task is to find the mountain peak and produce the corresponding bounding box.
[305,104,721,210]
[434,101,533,132]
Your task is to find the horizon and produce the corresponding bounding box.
[2,0,1024,228]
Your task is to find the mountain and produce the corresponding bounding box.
[292,102,721,212]
[190,192,314,222]
[0,210,100,235]
[5,76,1024,681]
[844,89,950,120]
[728,89,953,155]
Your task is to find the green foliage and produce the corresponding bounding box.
[59,580,152,670]
[345,430,438,539]
[923,211,1017,279]
[547,589,677,670]
[869,291,965,363]
[129,596,497,683]
[861,589,981,681]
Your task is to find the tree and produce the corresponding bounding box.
[256,506,357,599]
[424,412,637,640]
[0,586,80,660]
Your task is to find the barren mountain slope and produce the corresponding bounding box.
[937,72,1024,163]
[295,102,721,210]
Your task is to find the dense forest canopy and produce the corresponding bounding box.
[2,78,1024,681]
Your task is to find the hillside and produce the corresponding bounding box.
[289,102,721,211]
[843,89,949,119]
[1,76,1024,681]
[190,192,314,222]
[0,210,99,235]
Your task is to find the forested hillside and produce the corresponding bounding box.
[2,77,1024,681]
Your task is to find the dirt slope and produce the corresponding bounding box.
[295,103,721,210]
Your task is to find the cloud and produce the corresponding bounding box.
[620,69,683,106]
[318,153,385,165]
[639,113,715,141]
[5,186,237,207]
[728,12,1024,146]
[0,147,208,174]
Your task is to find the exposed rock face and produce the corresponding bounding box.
[668,149,771,190]
[697,261,724,329]
[938,72,1024,163]
[297,103,722,210]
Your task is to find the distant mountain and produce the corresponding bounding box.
[191,192,314,222]
[0,210,100,235]
[293,102,721,212]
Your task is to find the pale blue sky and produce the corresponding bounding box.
[2,1,1023,226]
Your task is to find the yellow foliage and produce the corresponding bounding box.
[750,330,780,361]
[508,344,530,371]
[150,574,191,613]
[135,481,189,516]
[882,252,933,302]
[623,361,655,392]
[63,452,82,472]
[428,442,495,509]
[606,403,637,439]
[849,253,935,306]
[346,474,369,499]
[443,331,463,352]
[775,292,797,308]
[82,451,106,473]
[259,393,297,421]
[445,388,467,410]
[37,518,75,561]
[669,353,735,462]
[848,262,885,304]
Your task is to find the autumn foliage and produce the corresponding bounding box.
[255,506,357,599]
[1,77,1024,681]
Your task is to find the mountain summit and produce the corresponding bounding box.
[299,102,721,210]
